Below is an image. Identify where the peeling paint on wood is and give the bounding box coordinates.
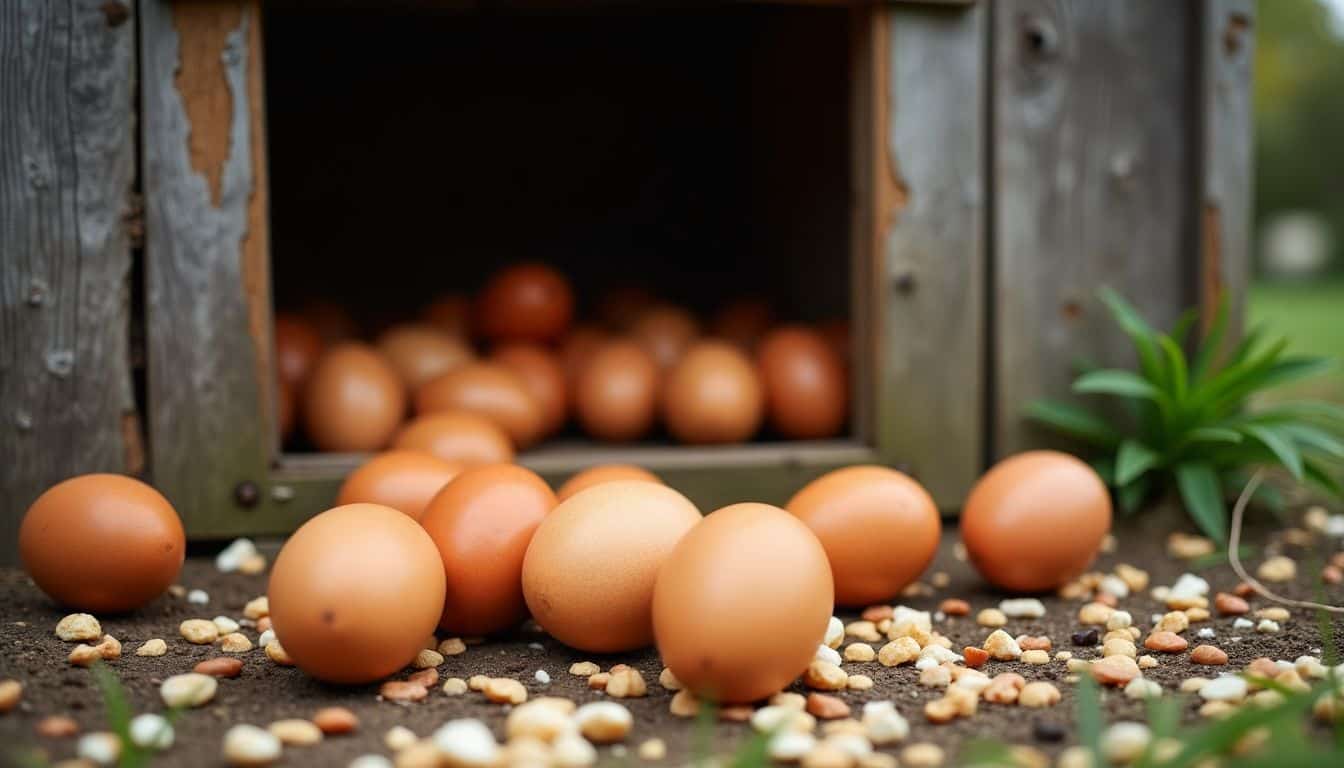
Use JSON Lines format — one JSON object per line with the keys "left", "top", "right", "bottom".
{"left": 0, "top": 0, "right": 138, "bottom": 564}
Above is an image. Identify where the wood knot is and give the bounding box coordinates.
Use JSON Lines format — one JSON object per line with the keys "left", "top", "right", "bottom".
{"left": 100, "top": 1, "right": 130, "bottom": 27}
{"left": 45, "top": 350, "right": 73, "bottom": 378}
{"left": 1224, "top": 12, "right": 1251, "bottom": 55}
{"left": 233, "top": 481, "right": 260, "bottom": 508}
{"left": 1021, "top": 14, "right": 1059, "bottom": 58}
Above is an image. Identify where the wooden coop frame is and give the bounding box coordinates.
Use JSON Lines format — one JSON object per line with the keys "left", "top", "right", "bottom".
{"left": 0, "top": 0, "right": 1254, "bottom": 564}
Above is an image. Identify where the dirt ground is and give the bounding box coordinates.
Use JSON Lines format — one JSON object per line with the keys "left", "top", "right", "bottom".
{"left": 2, "top": 506, "right": 1342, "bottom": 767}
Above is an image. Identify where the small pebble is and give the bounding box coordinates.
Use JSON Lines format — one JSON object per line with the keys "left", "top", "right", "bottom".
{"left": 1033, "top": 721, "right": 1066, "bottom": 742}
{"left": 1018, "top": 682, "right": 1061, "bottom": 708}
{"left": 269, "top": 719, "right": 322, "bottom": 746}
{"left": 77, "top": 731, "right": 122, "bottom": 764}
{"left": 976, "top": 608, "right": 1007, "bottom": 627}
{"left": 570, "top": 661, "right": 600, "bottom": 676}
{"left": 638, "top": 738, "right": 667, "bottom": 761}
{"left": 575, "top": 701, "right": 633, "bottom": 743}
{"left": 195, "top": 657, "right": 244, "bottom": 678}
{"left": 313, "top": 707, "right": 358, "bottom": 735}
{"left": 380, "top": 681, "right": 428, "bottom": 703}
{"left": 1191, "top": 645, "right": 1229, "bottom": 665}
{"left": 824, "top": 617, "right": 845, "bottom": 649}
{"left": 161, "top": 673, "right": 218, "bottom": 708}
{"left": 129, "top": 714, "right": 174, "bottom": 750}
{"left": 1071, "top": 629, "right": 1099, "bottom": 646}
{"left": 1257, "top": 556, "right": 1296, "bottom": 583}
{"left": 535, "top": 669, "right": 551, "bottom": 685}
{"left": 999, "top": 598, "right": 1046, "bottom": 618}
{"left": 222, "top": 724, "right": 281, "bottom": 766}
{"left": 1102, "top": 722, "right": 1151, "bottom": 764}
{"left": 179, "top": 619, "right": 219, "bottom": 645}
{"left": 815, "top": 644, "right": 843, "bottom": 666}
{"left": 1256, "top": 619, "right": 1282, "bottom": 633}
{"left": 135, "top": 638, "right": 167, "bottom": 657}
{"left": 36, "top": 715, "right": 80, "bottom": 738}
{"left": 442, "top": 678, "right": 468, "bottom": 696}
{"left": 55, "top": 614, "right": 101, "bottom": 642}
{"left": 187, "top": 589, "right": 209, "bottom": 605}
{"left": 901, "top": 743, "right": 945, "bottom": 767}
{"left": 1199, "top": 676, "right": 1248, "bottom": 701}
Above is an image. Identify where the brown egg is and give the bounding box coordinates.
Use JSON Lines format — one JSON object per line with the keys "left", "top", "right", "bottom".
{"left": 653, "top": 503, "right": 832, "bottom": 704}
{"left": 574, "top": 340, "right": 660, "bottom": 442}
{"left": 961, "top": 451, "right": 1112, "bottom": 593}
{"left": 420, "top": 465, "right": 556, "bottom": 636}
{"left": 662, "top": 341, "right": 763, "bottom": 444}
{"left": 303, "top": 343, "right": 406, "bottom": 452}
{"left": 421, "top": 294, "right": 473, "bottom": 338}
{"left": 269, "top": 504, "right": 445, "bottom": 683}
{"left": 392, "top": 411, "right": 515, "bottom": 465}
{"left": 19, "top": 474, "right": 185, "bottom": 612}
{"left": 630, "top": 305, "right": 699, "bottom": 369}
{"left": 376, "top": 324, "right": 474, "bottom": 392}
{"left": 786, "top": 466, "right": 940, "bottom": 606}
{"left": 276, "top": 378, "right": 296, "bottom": 441}
{"left": 335, "top": 450, "right": 463, "bottom": 520}
{"left": 711, "top": 297, "right": 775, "bottom": 351}
{"left": 415, "top": 362, "right": 544, "bottom": 449}
{"left": 274, "top": 313, "right": 324, "bottom": 390}
{"left": 597, "top": 286, "right": 657, "bottom": 330}
{"left": 756, "top": 326, "right": 848, "bottom": 439}
{"left": 556, "top": 464, "right": 662, "bottom": 502}
{"left": 560, "top": 325, "right": 609, "bottom": 391}
{"left": 523, "top": 482, "right": 701, "bottom": 652}
{"left": 475, "top": 263, "right": 574, "bottom": 343}
{"left": 818, "top": 319, "right": 850, "bottom": 362}
{"left": 491, "top": 343, "right": 567, "bottom": 438}
{"left": 301, "top": 299, "right": 359, "bottom": 343}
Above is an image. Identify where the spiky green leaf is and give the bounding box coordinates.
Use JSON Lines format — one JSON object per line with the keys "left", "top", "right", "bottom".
{"left": 1157, "top": 334, "right": 1189, "bottom": 402}
{"left": 1115, "top": 440, "right": 1160, "bottom": 485}
{"left": 1242, "top": 424, "right": 1305, "bottom": 481}
{"left": 1175, "top": 462, "right": 1227, "bottom": 543}
{"left": 1191, "top": 298, "right": 1229, "bottom": 383}
{"left": 1073, "top": 370, "right": 1165, "bottom": 401}
{"left": 1024, "top": 400, "right": 1121, "bottom": 446}
{"left": 1098, "top": 287, "right": 1166, "bottom": 387}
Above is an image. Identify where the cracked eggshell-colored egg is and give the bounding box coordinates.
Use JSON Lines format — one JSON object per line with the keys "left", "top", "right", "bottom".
{"left": 335, "top": 450, "right": 463, "bottom": 521}
{"left": 757, "top": 326, "right": 848, "bottom": 440}
{"left": 419, "top": 464, "right": 556, "bottom": 636}
{"left": 786, "top": 466, "right": 939, "bottom": 606}
{"left": 393, "top": 410, "right": 515, "bottom": 466}
{"left": 20, "top": 474, "right": 185, "bottom": 612}
{"left": 376, "top": 324, "right": 474, "bottom": 392}
{"left": 653, "top": 503, "right": 833, "bottom": 704}
{"left": 556, "top": 464, "right": 661, "bottom": 502}
{"left": 662, "top": 341, "right": 763, "bottom": 444}
{"left": 491, "top": 343, "right": 567, "bottom": 438}
{"left": 415, "top": 362, "right": 544, "bottom": 449}
{"left": 574, "top": 340, "right": 660, "bottom": 442}
{"left": 475, "top": 263, "right": 574, "bottom": 343}
{"left": 269, "top": 503, "right": 446, "bottom": 684}
{"left": 960, "top": 450, "right": 1112, "bottom": 593}
{"left": 303, "top": 343, "right": 406, "bottom": 452}
{"left": 522, "top": 481, "right": 701, "bottom": 652}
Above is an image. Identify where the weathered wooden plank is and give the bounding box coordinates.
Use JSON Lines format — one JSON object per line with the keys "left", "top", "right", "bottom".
{"left": 141, "top": 0, "right": 278, "bottom": 536}
{"left": 0, "top": 0, "right": 138, "bottom": 565}
{"left": 863, "top": 2, "right": 986, "bottom": 507}
{"left": 1197, "top": 0, "right": 1253, "bottom": 335}
{"left": 992, "top": 0, "right": 1196, "bottom": 457}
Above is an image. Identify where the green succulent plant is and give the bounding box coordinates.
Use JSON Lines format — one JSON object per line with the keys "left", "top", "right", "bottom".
{"left": 1026, "top": 287, "right": 1344, "bottom": 544}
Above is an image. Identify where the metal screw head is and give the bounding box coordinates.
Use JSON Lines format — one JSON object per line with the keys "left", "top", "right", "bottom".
{"left": 234, "top": 481, "right": 260, "bottom": 508}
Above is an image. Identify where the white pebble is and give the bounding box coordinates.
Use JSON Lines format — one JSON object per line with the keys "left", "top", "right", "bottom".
{"left": 999, "top": 598, "right": 1046, "bottom": 618}
{"left": 77, "top": 732, "right": 122, "bottom": 764}
{"left": 933, "top": 611, "right": 946, "bottom": 622}
{"left": 824, "top": 617, "right": 845, "bottom": 649}
{"left": 527, "top": 642, "right": 545, "bottom": 650}
{"left": 161, "top": 673, "right": 218, "bottom": 708}
{"left": 187, "top": 589, "right": 210, "bottom": 605}
{"left": 433, "top": 719, "right": 500, "bottom": 768}
{"left": 1257, "top": 619, "right": 1281, "bottom": 633}
{"left": 1197, "top": 628, "right": 1215, "bottom": 639}
{"left": 1326, "top": 516, "right": 1344, "bottom": 537}
{"left": 1100, "top": 576, "right": 1130, "bottom": 599}
{"left": 223, "top": 724, "right": 281, "bottom": 766}
{"left": 1199, "top": 676, "right": 1248, "bottom": 701}
{"left": 861, "top": 701, "right": 909, "bottom": 745}
{"left": 815, "top": 644, "right": 843, "bottom": 666}
{"left": 1233, "top": 618, "right": 1254, "bottom": 630}
{"left": 129, "top": 714, "right": 174, "bottom": 750}
{"left": 258, "top": 628, "right": 276, "bottom": 647}
{"left": 348, "top": 757, "right": 394, "bottom": 768}
{"left": 535, "top": 669, "right": 551, "bottom": 685}
{"left": 891, "top": 606, "right": 932, "bottom": 631}
{"left": 1169, "top": 573, "right": 1210, "bottom": 599}
{"left": 919, "top": 645, "right": 961, "bottom": 664}
{"left": 1102, "top": 722, "right": 1151, "bottom": 764}
{"left": 1123, "top": 678, "right": 1162, "bottom": 699}
{"left": 1106, "top": 611, "right": 1133, "bottom": 631}
{"left": 213, "top": 616, "right": 241, "bottom": 634}
{"left": 552, "top": 733, "right": 597, "bottom": 767}
{"left": 768, "top": 732, "right": 816, "bottom": 762}
{"left": 825, "top": 733, "right": 873, "bottom": 759}
{"left": 215, "top": 538, "right": 258, "bottom": 572}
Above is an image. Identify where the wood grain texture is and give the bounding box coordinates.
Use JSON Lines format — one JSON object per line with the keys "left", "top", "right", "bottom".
{"left": 992, "top": 0, "right": 1197, "bottom": 457}
{"left": 865, "top": 2, "right": 986, "bottom": 506}
{"left": 141, "top": 0, "right": 277, "bottom": 537}
{"left": 0, "top": 0, "right": 137, "bottom": 565}
{"left": 1198, "top": 0, "right": 1253, "bottom": 335}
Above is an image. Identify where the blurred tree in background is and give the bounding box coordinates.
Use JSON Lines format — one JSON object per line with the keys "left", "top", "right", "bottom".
{"left": 1254, "top": 0, "right": 1344, "bottom": 276}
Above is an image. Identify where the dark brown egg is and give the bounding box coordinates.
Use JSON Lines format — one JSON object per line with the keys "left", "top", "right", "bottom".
{"left": 304, "top": 343, "right": 406, "bottom": 452}
{"left": 630, "top": 305, "right": 699, "bottom": 369}
{"left": 711, "top": 298, "right": 775, "bottom": 351}
{"left": 301, "top": 300, "right": 359, "bottom": 343}
{"left": 597, "top": 286, "right": 657, "bottom": 330}
{"left": 336, "top": 450, "right": 463, "bottom": 520}
{"left": 560, "top": 325, "right": 610, "bottom": 395}
{"left": 663, "top": 341, "right": 763, "bottom": 444}
{"left": 274, "top": 313, "right": 324, "bottom": 391}
{"left": 574, "top": 340, "right": 660, "bottom": 442}
{"left": 20, "top": 474, "right": 185, "bottom": 612}
{"left": 276, "top": 379, "right": 296, "bottom": 441}
{"left": 415, "top": 362, "right": 544, "bottom": 449}
{"left": 556, "top": 464, "right": 662, "bottom": 501}
{"left": 961, "top": 451, "right": 1112, "bottom": 592}
{"left": 376, "top": 324, "right": 474, "bottom": 392}
{"left": 756, "top": 326, "right": 848, "bottom": 439}
{"left": 491, "top": 343, "right": 567, "bottom": 438}
{"left": 818, "top": 319, "right": 851, "bottom": 363}
{"left": 421, "top": 294, "right": 473, "bottom": 338}
{"left": 393, "top": 411, "right": 515, "bottom": 465}
{"left": 475, "top": 264, "right": 574, "bottom": 343}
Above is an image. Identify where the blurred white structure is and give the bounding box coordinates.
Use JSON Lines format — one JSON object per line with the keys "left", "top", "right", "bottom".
{"left": 1259, "top": 211, "right": 1333, "bottom": 278}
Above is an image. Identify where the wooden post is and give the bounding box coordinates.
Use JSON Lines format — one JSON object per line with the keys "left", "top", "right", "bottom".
{"left": 990, "top": 0, "right": 1203, "bottom": 459}
{"left": 0, "top": 0, "right": 139, "bottom": 565}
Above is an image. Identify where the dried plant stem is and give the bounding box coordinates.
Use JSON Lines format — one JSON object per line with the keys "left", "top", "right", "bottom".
{"left": 1228, "top": 470, "right": 1344, "bottom": 613}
